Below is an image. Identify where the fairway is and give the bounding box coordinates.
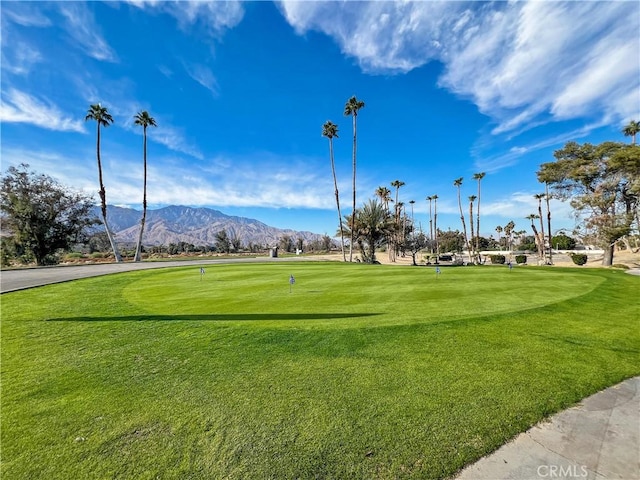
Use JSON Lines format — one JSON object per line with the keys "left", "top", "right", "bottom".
{"left": 2, "top": 262, "right": 639, "bottom": 479}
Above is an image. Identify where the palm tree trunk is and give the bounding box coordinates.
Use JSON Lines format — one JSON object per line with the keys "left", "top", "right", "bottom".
{"left": 457, "top": 188, "right": 471, "bottom": 263}
{"left": 135, "top": 126, "right": 148, "bottom": 262}
{"left": 545, "top": 184, "right": 553, "bottom": 264}
{"left": 537, "top": 201, "right": 547, "bottom": 263}
{"left": 329, "top": 138, "right": 346, "bottom": 261}
{"left": 476, "top": 181, "right": 481, "bottom": 262}
{"left": 469, "top": 200, "right": 475, "bottom": 263}
{"left": 434, "top": 200, "right": 438, "bottom": 263}
{"left": 97, "top": 122, "right": 122, "bottom": 262}
{"left": 350, "top": 114, "right": 357, "bottom": 262}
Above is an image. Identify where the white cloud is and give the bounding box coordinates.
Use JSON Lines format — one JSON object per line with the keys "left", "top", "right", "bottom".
{"left": 125, "top": 0, "right": 245, "bottom": 36}
{"left": 57, "top": 3, "right": 118, "bottom": 62}
{"left": 1, "top": 3, "right": 52, "bottom": 27}
{"left": 278, "top": 1, "right": 640, "bottom": 134}
{"left": 0, "top": 89, "right": 85, "bottom": 133}
{"left": 184, "top": 63, "right": 219, "bottom": 96}
{"left": 1, "top": 40, "right": 42, "bottom": 76}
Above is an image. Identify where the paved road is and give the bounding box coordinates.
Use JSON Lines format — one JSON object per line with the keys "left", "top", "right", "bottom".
{"left": 0, "top": 257, "right": 320, "bottom": 293}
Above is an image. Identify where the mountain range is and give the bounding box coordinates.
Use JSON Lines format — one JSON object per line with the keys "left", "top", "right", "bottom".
{"left": 99, "top": 205, "right": 327, "bottom": 247}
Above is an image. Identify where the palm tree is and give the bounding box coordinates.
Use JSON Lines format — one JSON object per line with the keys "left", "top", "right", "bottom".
{"left": 344, "top": 95, "right": 365, "bottom": 262}
{"left": 85, "top": 103, "right": 122, "bottom": 262}
{"left": 534, "top": 193, "right": 547, "bottom": 263}
{"left": 323, "top": 120, "right": 346, "bottom": 262}
{"left": 504, "top": 221, "right": 515, "bottom": 252}
{"left": 133, "top": 111, "right": 157, "bottom": 262}
{"left": 544, "top": 183, "right": 553, "bottom": 264}
{"left": 426, "top": 196, "right": 434, "bottom": 248}
{"left": 622, "top": 120, "right": 640, "bottom": 144}
{"left": 375, "top": 186, "right": 392, "bottom": 212}
{"left": 352, "top": 199, "right": 393, "bottom": 263}
{"left": 409, "top": 200, "right": 416, "bottom": 237}
{"left": 495, "top": 225, "right": 503, "bottom": 249}
{"left": 473, "top": 172, "right": 485, "bottom": 261}
{"left": 390, "top": 180, "right": 405, "bottom": 261}
{"left": 433, "top": 194, "right": 439, "bottom": 260}
{"left": 468, "top": 195, "right": 477, "bottom": 263}
{"left": 526, "top": 214, "right": 543, "bottom": 260}
{"left": 454, "top": 177, "right": 472, "bottom": 263}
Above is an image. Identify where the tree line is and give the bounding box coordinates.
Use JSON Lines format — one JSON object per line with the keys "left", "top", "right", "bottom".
{"left": 323, "top": 105, "right": 639, "bottom": 266}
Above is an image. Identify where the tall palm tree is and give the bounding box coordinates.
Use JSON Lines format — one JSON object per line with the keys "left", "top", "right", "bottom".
{"left": 390, "top": 180, "right": 405, "bottom": 261}
{"left": 85, "top": 103, "right": 122, "bottom": 262}
{"left": 468, "top": 195, "right": 477, "bottom": 263}
{"left": 544, "top": 183, "right": 553, "bottom": 264}
{"left": 454, "top": 177, "right": 472, "bottom": 263}
{"left": 323, "top": 120, "right": 346, "bottom": 262}
{"left": 495, "top": 225, "right": 503, "bottom": 249}
{"left": 473, "top": 172, "right": 485, "bottom": 261}
{"left": 409, "top": 200, "right": 416, "bottom": 237}
{"left": 426, "top": 196, "right": 434, "bottom": 248}
{"left": 344, "top": 95, "right": 365, "bottom": 262}
{"left": 433, "top": 194, "right": 439, "bottom": 260}
{"left": 133, "top": 111, "right": 157, "bottom": 262}
{"left": 534, "top": 193, "right": 547, "bottom": 263}
{"left": 622, "top": 120, "right": 640, "bottom": 144}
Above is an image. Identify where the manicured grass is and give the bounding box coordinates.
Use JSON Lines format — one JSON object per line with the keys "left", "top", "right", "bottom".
{"left": 1, "top": 263, "right": 639, "bottom": 479}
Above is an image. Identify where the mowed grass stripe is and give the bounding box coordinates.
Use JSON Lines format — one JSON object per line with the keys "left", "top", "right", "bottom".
{"left": 1, "top": 263, "right": 638, "bottom": 479}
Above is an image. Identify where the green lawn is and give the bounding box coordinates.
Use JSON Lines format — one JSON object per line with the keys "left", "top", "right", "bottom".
{"left": 2, "top": 263, "right": 639, "bottom": 479}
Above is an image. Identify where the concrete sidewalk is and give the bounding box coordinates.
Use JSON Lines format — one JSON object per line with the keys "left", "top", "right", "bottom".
{"left": 456, "top": 376, "right": 639, "bottom": 480}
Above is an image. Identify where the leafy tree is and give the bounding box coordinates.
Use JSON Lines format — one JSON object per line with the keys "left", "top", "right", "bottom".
{"left": 437, "top": 229, "right": 465, "bottom": 254}
{"left": 279, "top": 235, "right": 294, "bottom": 253}
{"left": 403, "top": 231, "right": 428, "bottom": 266}
{"left": 0, "top": 164, "right": 97, "bottom": 265}
{"left": 215, "top": 230, "right": 231, "bottom": 253}
{"left": 344, "top": 95, "right": 365, "bottom": 262}
{"left": 231, "top": 235, "right": 242, "bottom": 252}
{"left": 551, "top": 233, "right": 577, "bottom": 250}
{"left": 322, "top": 120, "right": 346, "bottom": 261}
{"left": 85, "top": 103, "right": 122, "bottom": 262}
{"left": 133, "top": 110, "right": 157, "bottom": 262}
{"left": 538, "top": 141, "right": 640, "bottom": 265}
{"left": 622, "top": 119, "right": 640, "bottom": 145}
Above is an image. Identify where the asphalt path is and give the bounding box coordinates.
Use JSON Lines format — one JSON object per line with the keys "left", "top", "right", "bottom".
{"left": 0, "top": 256, "right": 321, "bottom": 293}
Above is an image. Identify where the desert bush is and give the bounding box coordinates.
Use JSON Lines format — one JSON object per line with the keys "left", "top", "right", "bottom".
{"left": 64, "top": 252, "right": 84, "bottom": 260}
{"left": 570, "top": 253, "right": 588, "bottom": 266}
{"left": 490, "top": 254, "right": 506, "bottom": 264}
{"left": 515, "top": 254, "right": 527, "bottom": 264}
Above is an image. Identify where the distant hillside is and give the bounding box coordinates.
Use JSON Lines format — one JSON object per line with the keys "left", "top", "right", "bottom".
{"left": 95, "top": 205, "right": 326, "bottom": 247}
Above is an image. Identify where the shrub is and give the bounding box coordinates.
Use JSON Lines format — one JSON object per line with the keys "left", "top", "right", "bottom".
{"left": 439, "top": 255, "right": 453, "bottom": 262}
{"left": 570, "top": 253, "right": 588, "bottom": 266}
{"left": 64, "top": 252, "right": 84, "bottom": 260}
{"left": 612, "top": 263, "right": 630, "bottom": 270}
{"left": 490, "top": 254, "right": 506, "bottom": 264}
{"left": 515, "top": 254, "right": 527, "bottom": 264}
{"left": 90, "top": 252, "right": 107, "bottom": 259}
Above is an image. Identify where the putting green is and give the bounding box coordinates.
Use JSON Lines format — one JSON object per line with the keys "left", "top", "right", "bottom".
{"left": 108, "top": 262, "right": 604, "bottom": 327}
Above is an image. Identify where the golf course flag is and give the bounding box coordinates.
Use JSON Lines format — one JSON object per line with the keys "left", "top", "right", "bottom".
{"left": 289, "top": 274, "right": 295, "bottom": 293}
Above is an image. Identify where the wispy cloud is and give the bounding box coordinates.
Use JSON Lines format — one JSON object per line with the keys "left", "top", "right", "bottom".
{"left": 278, "top": 1, "right": 640, "bottom": 135}
{"left": 1, "top": 40, "right": 42, "bottom": 76}
{"left": 483, "top": 192, "right": 574, "bottom": 227}
{"left": 0, "top": 88, "right": 85, "bottom": 133}
{"left": 184, "top": 63, "right": 219, "bottom": 96}
{"left": 125, "top": 0, "right": 245, "bottom": 36}
{"left": 1, "top": 3, "right": 52, "bottom": 27}
{"left": 57, "top": 3, "right": 118, "bottom": 62}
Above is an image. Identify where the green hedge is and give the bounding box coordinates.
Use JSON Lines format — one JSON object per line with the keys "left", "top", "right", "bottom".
{"left": 490, "top": 254, "right": 506, "bottom": 264}
{"left": 570, "top": 253, "right": 588, "bottom": 266}
{"left": 515, "top": 254, "right": 527, "bottom": 264}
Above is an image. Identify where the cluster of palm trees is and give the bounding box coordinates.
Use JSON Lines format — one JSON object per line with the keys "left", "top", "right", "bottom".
{"left": 451, "top": 174, "right": 486, "bottom": 264}
{"left": 85, "top": 103, "right": 156, "bottom": 263}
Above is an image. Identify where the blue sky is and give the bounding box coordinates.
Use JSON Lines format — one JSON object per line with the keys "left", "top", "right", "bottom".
{"left": 1, "top": 1, "right": 639, "bottom": 238}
